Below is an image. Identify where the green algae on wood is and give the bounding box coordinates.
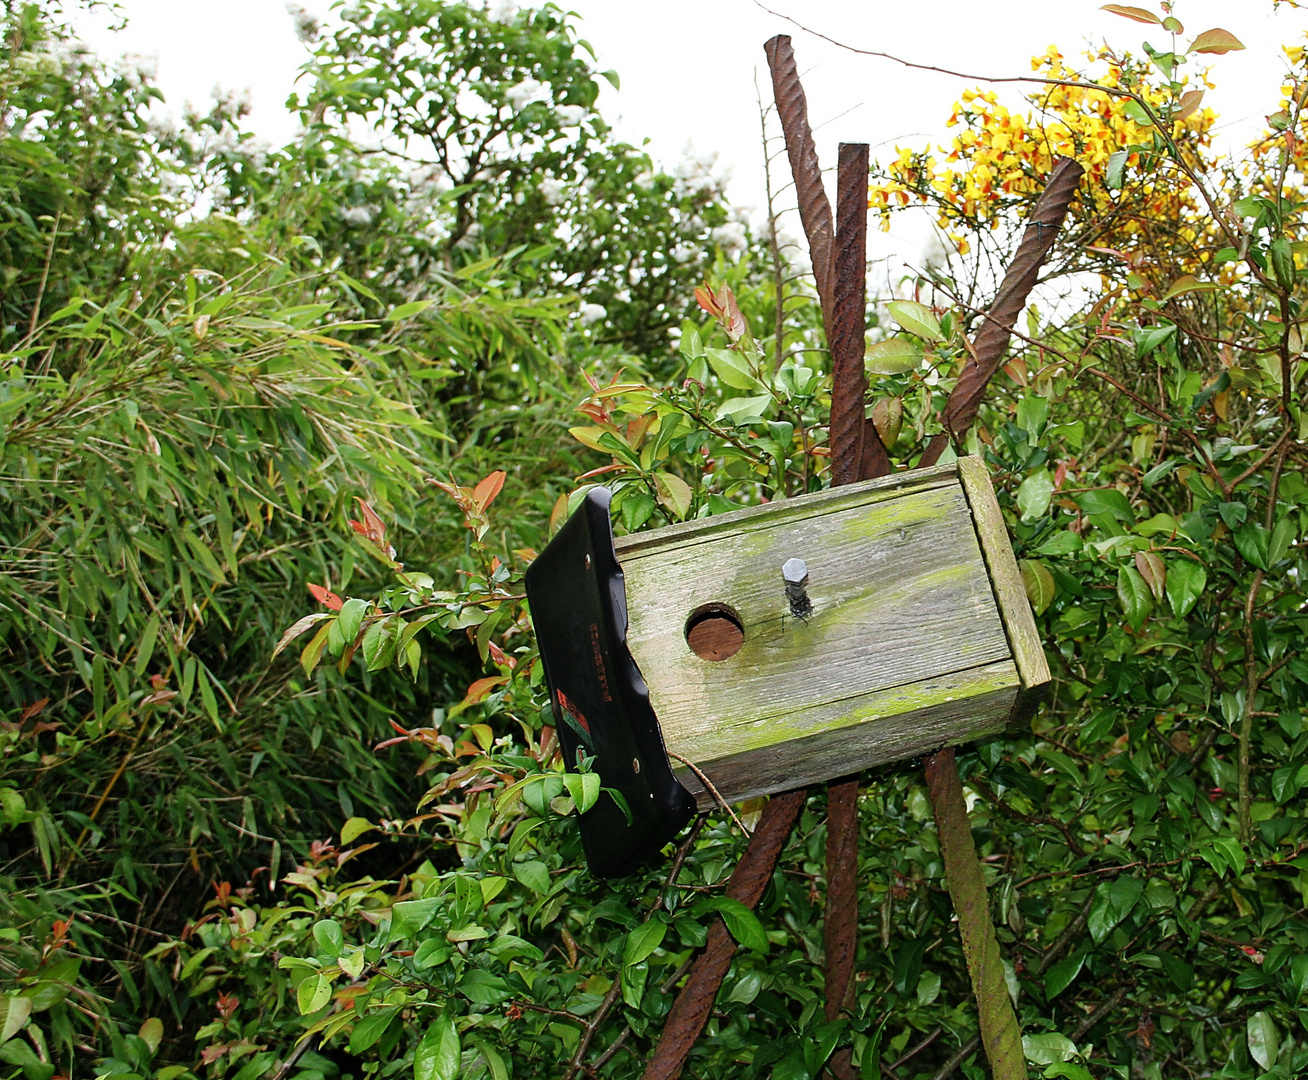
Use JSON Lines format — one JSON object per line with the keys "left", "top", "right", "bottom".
{"left": 614, "top": 459, "right": 1049, "bottom": 810}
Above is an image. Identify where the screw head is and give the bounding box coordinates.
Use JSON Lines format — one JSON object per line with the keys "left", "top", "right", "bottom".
{"left": 781, "top": 557, "right": 809, "bottom": 587}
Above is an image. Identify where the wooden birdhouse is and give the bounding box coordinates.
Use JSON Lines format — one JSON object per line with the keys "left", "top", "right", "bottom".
{"left": 525, "top": 457, "right": 1049, "bottom": 877}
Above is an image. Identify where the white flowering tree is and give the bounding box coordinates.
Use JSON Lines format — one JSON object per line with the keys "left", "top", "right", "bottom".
{"left": 283, "top": 0, "right": 753, "bottom": 358}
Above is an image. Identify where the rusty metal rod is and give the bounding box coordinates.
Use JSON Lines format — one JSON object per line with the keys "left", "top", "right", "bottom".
{"left": 764, "top": 34, "right": 835, "bottom": 314}
{"left": 829, "top": 142, "right": 872, "bottom": 487}
{"left": 920, "top": 156, "right": 1084, "bottom": 467}
{"left": 641, "top": 789, "right": 807, "bottom": 1080}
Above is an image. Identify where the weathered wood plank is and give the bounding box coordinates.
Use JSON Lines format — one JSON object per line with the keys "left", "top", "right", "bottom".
{"left": 669, "top": 662, "right": 1018, "bottom": 807}
{"left": 956, "top": 456, "right": 1051, "bottom": 693}
{"left": 614, "top": 462, "right": 960, "bottom": 559}
{"left": 619, "top": 473, "right": 1016, "bottom": 796}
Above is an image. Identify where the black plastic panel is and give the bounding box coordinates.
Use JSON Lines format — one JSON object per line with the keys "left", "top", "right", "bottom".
{"left": 524, "top": 488, "right": 696, "bottom": 877}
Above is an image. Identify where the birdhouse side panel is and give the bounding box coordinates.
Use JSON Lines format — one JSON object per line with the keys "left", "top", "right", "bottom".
{"left": 670, "top": 659, "right": 1019, "bottom": 808}
{"left": 618, "top": 477, "right": 1011, "bottom": 756}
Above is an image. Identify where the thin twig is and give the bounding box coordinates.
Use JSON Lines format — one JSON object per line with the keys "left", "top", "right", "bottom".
{"left": 668, "top": 753, "right": 752, "bottom": 836}
{"left": 930, "top": 1035, "right": 980, "bottom": 1080}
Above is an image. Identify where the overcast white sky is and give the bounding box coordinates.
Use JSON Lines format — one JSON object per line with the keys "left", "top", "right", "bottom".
{"left": 72, "top": 0, "right": 1308, "bottom": 273}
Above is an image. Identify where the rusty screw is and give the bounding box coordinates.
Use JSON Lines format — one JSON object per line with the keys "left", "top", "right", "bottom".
{"left": 782, "top": 558, "right": 812, "bottom": 620}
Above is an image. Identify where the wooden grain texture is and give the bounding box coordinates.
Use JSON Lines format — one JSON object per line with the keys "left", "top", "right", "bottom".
{"left": 614, "top": 463, "right": 960, "bottom": 559}
{"left": 616, "top": 465, "right": 1021, "bottom": 806}
{"left": 671, "top": 666, "right": 1018, "bottom": 808}
{"left": 956, "top": 456, "right": 1051, "bottom": 692}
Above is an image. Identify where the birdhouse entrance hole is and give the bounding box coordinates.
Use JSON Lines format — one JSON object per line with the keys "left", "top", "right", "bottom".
{"left": 684, "top": 604, "right": 744, "bottom": 662}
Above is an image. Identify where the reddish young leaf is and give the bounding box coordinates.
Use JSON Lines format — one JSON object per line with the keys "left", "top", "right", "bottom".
{"left": 307, "top": 583, "right": 344, "bottom": 611}
{"left": 462, "top": 675, "right": 507, "bottom": 705}
{"left": 471, "top": 470, "right": 506, "bottom": 512}
{"left": 1190, "top": 28, "right": 1245, "bottom": 54}
{"left": 349, "top": 497, "right": 388, "bottom": 546}
{"left": 1175, "top": 89, "right": 1205, "bottom": 121}
{"left": 1135, "top": 550, "right": 1168, "bottom": 602}
{"left": 428, "top": 476, "right": 474, "bottom": 514}
{"left": 19, "top": 698, "right": 49, "bottom": 722}
{"left": 549, "top": 492, "right": 569, "bottom": 535}
{"left": 1101, "top": 4, "right": 1162, "bottom": 25}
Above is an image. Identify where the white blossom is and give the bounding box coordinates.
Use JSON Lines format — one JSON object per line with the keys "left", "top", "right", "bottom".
{"left": 340, "top": 205, "right": 377, "bottom": 227}
{"left": 488, "top": 0, "right": 519, "bottom": 22}
{"left": 671, "top": 242, "right": 699, "bottom": 265}
{"left": 578, "top": 303, "right": 607, "bottom": 326}
{"left": 711, "top": 221, "right": 748, "bottom": 258}
{"left": 114, "top": 52, "right": 157, "bottom": 88}
{"left": 285, "top": 3, "right": 320, "bottom": 42}
{"left": 505, "top": 78, "right": 544, "bottom": 111}
{"left": 555, "top": 104, "right": 587, "bottom": 127}
{"left": 539, "top": 178, "right": 565, "bottom": 206}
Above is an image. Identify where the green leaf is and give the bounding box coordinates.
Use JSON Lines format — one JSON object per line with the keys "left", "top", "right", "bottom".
{"left": 273, "top": 613, "right": 333, "bottom": 659}
{"left": 729, "top": 970, "right": 764, "bottom": 1004}
{"left": 296, "top": 972, "right": 332, "bottom": 1015}
{"left": 1269, "top": 515, "right": 1297, "bottom": 564}
{"left": 1134, "top": 512, "right": 1178, "bottom": 537}
{"left": 1021, "top": 560, "right": 1056, "bottom": 615}
{"left": 886, "top": 301, "right": 942, "bottom": 342}
{"left": 349, "top": 1007, "right": 399, "bottom": 1053}
{"left": 1106, "top": 150, "right": 1129, "bottom": 190}
{"left": 1133, "top": 323, "right": 1176, "bottom": 358}
{"left": 415, "top": 1014, "right": 461, "bottom": 1080}
{"left": 299, "top": 620, "right": 333, "bottom": 675}
{"left": 1034, "top": 530, "right": 1081, "bottom": 555}
{"left": 313, "top": 919, "right": 344, "bottom": 956}
{"left": 654, "top": 471, "right": 693, "bottom": 519}
{"left": 1211, "top": 834, "right": 1246, "bottom": 878}
{"left": 470, "top": 1037, "right": 510, "bottom": 1080}
{"left": 133, "top": 611, "right": 160, "bottom": 676}
{"left": 1088, "top": 876, "right": 1143, "bottom": 943}
{"left": 1122, "top": 100, "right": 1154, "bottom": 126}
{"left": 1163, "top": 274, "right": 1221, "bottom": 300}
{"left": 621, "top": 960, "right": 648, "bottom": 1008}
{"left": 337, "top": 597, "right": 368, "bottom": 644}
{"left": 1160, "top": 951, "right": 1193, "bottom": 991}
{"left": 1022, "top": 1032, "right": 1078, "bottom": 1065}
{"left": 1017, "top": 470, "right": 1054, "bottom": 522}
{"left": 563, "top": 771, "right": 601, "bottom": 813}
{"left": 1234, "top": 523, "right": 1271, "bottom": 570}
{"left": 341, "top": 816, "right": 374, "bottom": 845}
{"left": 704, "top": 347, "right": 767, "bottom": 392}
{"left": 1247, "top": 1011, "right": 1278, "bottom": 1070}
{"left": 1166, "top": 558, "right": 1206, "bottom": 617}
{"left": 1043, "top": 953, "right": 1085, "bottom": 999}
{"left": 388, "top": 898, "right": 442, "bottom": 941}
{"left": 386, "top": 299, "right": 435, "bottom": 321}
{"left": 1116, "top": 566, "right": 1153, "bottom": 631}
{"left": 513, "top": 860, "right": 551, "bottom": 894}
{"left": 715, "top": 394, "right": 773, "bottom": 423}
{"left": 137, "top": 1016, "right": 164, "bottom": 1055}
{"left": 1076, "top": 488, "right": 1134, "bottom": 521}
{"left": 0, "top": 995, "right": 32, "bottom": 1043}
{"left": 1043, "top": 1065, "right": 1092, "bottom": 1080}
{"left": 459, "top": 970, "right": 512, "bottom": 1004}
{"left": 623, "top": 919, "right": 667, "bottom": 967}
{"left": 694, "top": 897, "right": 768, "bottom": 953}
{"left": 864, "top": 337, "right": 921, "bottom": 375}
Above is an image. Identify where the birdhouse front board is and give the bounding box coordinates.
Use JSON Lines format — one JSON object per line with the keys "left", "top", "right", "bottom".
{"left": 613, "top": 457, "right": 1047, "bottom": 808}
{"left": 524, "top": 457, "right": 1048, "bottom": 876}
